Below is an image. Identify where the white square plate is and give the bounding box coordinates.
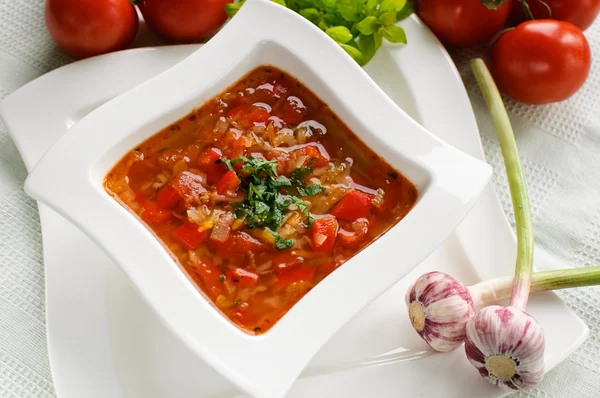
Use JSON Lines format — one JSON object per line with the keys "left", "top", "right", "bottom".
{"left": 19, "top": 1, "right": 491, "bottom": 397}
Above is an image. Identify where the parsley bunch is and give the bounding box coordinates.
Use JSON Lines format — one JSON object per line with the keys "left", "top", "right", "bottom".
{"left": 225, "top": 0, "right": 413, "bottom": 65}
{"left": 221, "top": 156, "right": 325, "bottom": 249}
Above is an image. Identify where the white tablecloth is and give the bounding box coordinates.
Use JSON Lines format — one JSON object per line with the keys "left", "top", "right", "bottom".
{"left": 0, "top": 1, "right": 599, "bottom": 397}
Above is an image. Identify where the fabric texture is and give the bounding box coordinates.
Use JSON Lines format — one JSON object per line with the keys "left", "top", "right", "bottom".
{"left": 0, "top": 1, "right": 598, "bottom": 396}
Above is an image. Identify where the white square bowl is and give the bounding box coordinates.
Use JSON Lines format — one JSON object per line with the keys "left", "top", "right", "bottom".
{"left": 23, "top": 1, "right": 492, "bottom": 397}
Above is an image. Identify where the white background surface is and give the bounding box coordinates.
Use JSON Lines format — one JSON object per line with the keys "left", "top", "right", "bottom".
{"left": 0, "top": 1, "right": 599, "bottom": 397}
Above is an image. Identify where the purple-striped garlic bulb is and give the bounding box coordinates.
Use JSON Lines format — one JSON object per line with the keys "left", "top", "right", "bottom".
{"left": 405, "top": 271, "right": 476, "bottom": 352}
{"left": 464, "top": 305, "right": 545, "bottom": 390}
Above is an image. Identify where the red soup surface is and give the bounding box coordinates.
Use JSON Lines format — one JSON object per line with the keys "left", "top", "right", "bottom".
{"left": 104, "top": 65, "right": 417, "bottom": 334}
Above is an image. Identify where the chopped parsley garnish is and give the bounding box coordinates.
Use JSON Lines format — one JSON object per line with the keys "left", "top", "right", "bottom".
{"left": 221, "top": 155, "right": 326, "bottom": 248}
{"left": 219, "top": 274, "right": 225, "bottom": 283}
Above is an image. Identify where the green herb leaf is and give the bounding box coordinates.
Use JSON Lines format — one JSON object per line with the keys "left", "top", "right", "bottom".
{"left": 293, "top": 197, "right": 314, "bottom": 227}
{"left": 297, "top": 184, "right": 326, "bottom": 197}
{"left": 365, "top": 0, "right": 378, "bottom": 11}
{"left": 219, "top": 274, "right": 226, "bottom": 283}
{"left": 358, "top": 34, "right": 376, "bottom": 64}
{"left": 378, "top": 11, "right": 397, "bottom": 26}
{"left": 355, "top": 16, "right": 378, "bottom": 36}
{"left": 382, "top": 25, "right": 407, "bottom": 43}
{"left": 326, "top": 26, "right": 353, "bottom": 43}
{"left": 373, "top": 31, "right": 383, "bottom": 50}
{"left": 299, "top": 8, "right": 320, "bottom": 22}
{"left": 338, "top": 0, "right": 361, "bottom": 21}
{"left": 339, "top": 43, "right": 365, "bottom": 65}
{"left": 380, "top": 0, "right": 407, "bottom": 13}
{"left": 396, "top": 1, "right": 414, "bottom": 21}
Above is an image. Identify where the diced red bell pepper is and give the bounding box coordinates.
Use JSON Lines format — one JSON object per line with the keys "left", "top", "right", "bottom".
{"left": 192, "top": 257, "right": 224, "bottom": 299}
{"left": 311, "top": 216, "right": 338, "bottom": 252}
{"left": 198, "top": 147, "right": 222, "bottom": 167}
{"left": 331, "top": 191, "right": 373, "bottom": 222}
{"left": 226, "top": 268, "right": 259, "bottom": 288}
{"left": 156, "top": 185, "right": 182, "bottom": 209}
{"left": 272, "top": 253, "right": 304, "bottom": 274}
{"left": 273, "top": 267, "right": 316, "bottom": 293}
{"left": 141, "top": 200, "right": 172, "bottom": 224}
{"left": 216, "top": 170, "right": 241, "bottom": 196}
{"left": 172, "top": 221, "right": 209, "bottom": 250}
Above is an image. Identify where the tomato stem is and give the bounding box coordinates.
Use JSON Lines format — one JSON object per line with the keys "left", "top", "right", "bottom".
{"left": 481, "top": 0, "right": 510, "bottom": 10}
{"left": 470, "top": 59, "right": 534, "bottom": 311}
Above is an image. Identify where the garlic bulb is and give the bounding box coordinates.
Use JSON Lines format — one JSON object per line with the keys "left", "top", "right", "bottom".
{"left": 464, "top": 305, "right": 545, "bottom": 391}
{"left": 405, "top": 271, "right": 475, "bottom": 352}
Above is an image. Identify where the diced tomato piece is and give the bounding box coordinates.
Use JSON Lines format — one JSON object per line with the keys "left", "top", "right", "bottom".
{"left": 141, "top": 200, "right": 172, "bottom": 224}
{"left": 191, "top": 257, "right": 224, "bottom": 298}
{"left": 311, "top": 216, "right": 338, "bottom": 252}
{"left": 331, "top": 191, "right": 372, "bottom": 222}
{"left": 272, "top": 253, "right": 304, "bottom": 274}
{"left": 127, "top": 159, "right": 160, "bottom": 195}
{"left": 172, "top": 221, "right": 209, "bottom": 250}
{"left": 226, "top": 268, "right": 259, "bottom": 288}
{"left": 210, "top": 232, "right": 269, "bottom": 257}
{"left": 243, "top": 107, "right": 271, "bottom": 124}
{"left": 273, "top": 267, "right": 316, "bottom": 293}
{"left": 338, "top": 219, "right": 369, "bottom": 249}
{"left": 206, "top": 162, "right": 228, "bottom": 185}
{"left": 198, "top": 148, "right": 222, "bottom": 167}
{"left": 227, "top": 104, "right": 251, "bottom": 120}
{"left": 228, "top": 104, "right": 271, "bottom": 126}
{"left": 291, "top": 144, "right": 330, "bottom": 168}
{"left": 172, "top": 171, "right": 206, "bottom": 199}
{"left": 277, "top": 96, "right": 307, "bottom": 125}
{"left": 216, "top": 170, "right": 241, "bottom": 196}
{"left": 156, "top": 185, "right": 182, "bottom": 209}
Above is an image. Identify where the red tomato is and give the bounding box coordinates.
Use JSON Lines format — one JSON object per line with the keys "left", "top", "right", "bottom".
{"left": 311, "top": 216, "right": 338, "bottom": 252}
{"left": 141, "top": 200, "right": 172, "bottom": 224}
{"left": 45, "top": 0, "right": 138, "bottom": 59}
{"left": 172, "top": 171, "right": 207, "bottom": 198}
{"left": 416, "top": 0, "right": 512, "bottom": 47}
{"left": 172, "top": 222, "right": 209, "bottom": 250}
{"left": 156, "top": 185, "right": 182, "bottom": 209}
{"left": 138, "top": 0, "right": 232, "bottom": 42}
{"left": 226, "top": 268, "right": 259, "bottom": 288}
{"left": 273, "top": 267, "right": 316, "bottom": 293}
{"left": 331, "top": 191, "right": 372, "bottom": 222}
{"left": 491, "top": 20, "right": 591, "bottom": 104}
{"left": 291, "top": 144, "right": 330, "bottom": 169}
{"left": 216, "top": 170, "right": 241, "bottom": 196}
{"left": 511, "top": 0, "right": 600, "bottom": 31}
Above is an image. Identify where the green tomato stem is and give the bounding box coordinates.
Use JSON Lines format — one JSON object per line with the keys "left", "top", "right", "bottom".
{"left": 470, "top": 59, "right": 534, "bottom": 311}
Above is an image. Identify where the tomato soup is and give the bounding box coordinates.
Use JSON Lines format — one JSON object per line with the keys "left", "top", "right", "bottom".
{"left": 104, "top": 66, "right": 417, "bottom": 334}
